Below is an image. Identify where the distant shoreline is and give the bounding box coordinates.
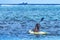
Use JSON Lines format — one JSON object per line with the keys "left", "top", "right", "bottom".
{"left": 0, "top": 4, "right": 60, "bottom": 5}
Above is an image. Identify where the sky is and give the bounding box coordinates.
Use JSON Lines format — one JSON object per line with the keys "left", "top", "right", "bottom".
{"left": 0, "top": 0, "right": 60, "bottom": 4}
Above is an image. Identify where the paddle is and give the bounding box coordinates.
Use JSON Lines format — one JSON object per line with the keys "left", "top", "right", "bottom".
{"left": 40, "top": 17, "right": 44, "bottom": 22}
{"left": 37, "top": 17, "right": 44, "bottom": 24}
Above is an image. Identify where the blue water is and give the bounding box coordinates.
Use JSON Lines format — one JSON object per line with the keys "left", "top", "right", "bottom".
{"left": 0, "top": 5, "right": 60, "bottom": 40}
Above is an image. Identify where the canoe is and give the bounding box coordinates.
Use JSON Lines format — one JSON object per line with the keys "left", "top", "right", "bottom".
{"left": 29, "top": 30, "right": 47, "bottom": 35}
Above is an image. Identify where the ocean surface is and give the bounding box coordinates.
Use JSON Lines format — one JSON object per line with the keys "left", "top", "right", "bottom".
{"left": 0, "top": 5, "right": 60, "bottom": 40}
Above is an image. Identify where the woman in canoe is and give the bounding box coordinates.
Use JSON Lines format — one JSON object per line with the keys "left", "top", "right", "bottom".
{"left": 28, "top": 17, "right": 44, "bottom": 36}
{"left": 33, "top": 17, "right": 44, "bottom": 32}
{"left": 33, "top": 23, "right": 40, "bottom": 32}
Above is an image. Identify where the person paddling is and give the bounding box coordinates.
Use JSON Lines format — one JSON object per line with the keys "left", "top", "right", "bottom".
{"left": 33, "top": 23, "right": 40, "bottom": 32}
{"left": 29, "top": 17, "right": 47, "bottom": 36}
{"left": 33, "top": 17, "right": 44, "bottom": 32}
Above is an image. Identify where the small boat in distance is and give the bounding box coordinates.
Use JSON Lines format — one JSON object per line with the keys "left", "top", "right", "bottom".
{"left": 18, "top": 2, "right": 28, "bottom": 5}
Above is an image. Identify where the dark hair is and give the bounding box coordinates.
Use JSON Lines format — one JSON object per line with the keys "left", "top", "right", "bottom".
{"left": 35, "top": 23, "right": 40, "bottom": 30}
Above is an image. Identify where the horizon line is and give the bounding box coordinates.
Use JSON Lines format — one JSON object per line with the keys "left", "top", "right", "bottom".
{"left": 0, "top": 4, "right": 60, "bottom": 5}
